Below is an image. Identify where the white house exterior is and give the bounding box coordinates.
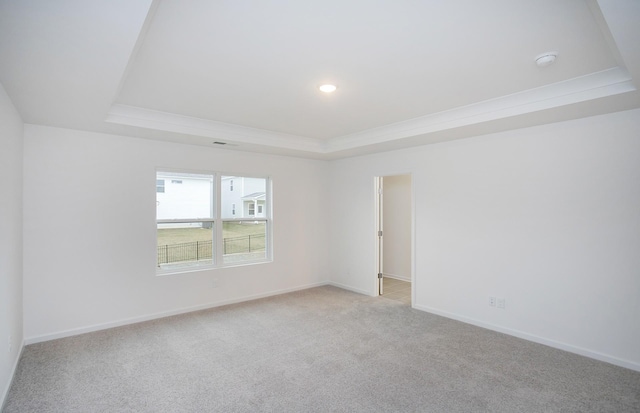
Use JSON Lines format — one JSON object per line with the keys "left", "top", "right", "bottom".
{"left": 156, "top": 172, "right": 213, "bottom": 219}
{"left": 221, "top": 176, "right": 266, "bottom": 219}
{"left": 157, "top": 173, "right": 266, "bottom": 226}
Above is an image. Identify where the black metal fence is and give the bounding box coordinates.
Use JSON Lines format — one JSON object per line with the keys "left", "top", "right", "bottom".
{"left": 223, "top": 234, "right": 265, "bottom": 255}
{"left": 158, "top": 234, "right": 265, "bottom": 265}
{"left": 157, "top": 240, "right": 212, "bottom": 265}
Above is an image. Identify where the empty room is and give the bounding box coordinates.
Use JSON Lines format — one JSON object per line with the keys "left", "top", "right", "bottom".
{"left": 1, "top": 1, "right": 639, "bottom": 411}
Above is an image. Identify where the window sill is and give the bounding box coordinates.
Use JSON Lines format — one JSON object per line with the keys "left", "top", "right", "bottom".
{"left": 156, "top": 258, "right": 272, "bottom": 276}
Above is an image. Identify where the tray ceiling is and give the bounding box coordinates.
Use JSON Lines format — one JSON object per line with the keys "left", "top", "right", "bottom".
{"left": 1, "top": 0, "right": 638, "bottom": 159}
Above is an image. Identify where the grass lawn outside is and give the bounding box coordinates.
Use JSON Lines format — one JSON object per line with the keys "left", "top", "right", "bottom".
{"left": 157, "top": 222, "right": 266, "bottom": 265}
{"left": 157, "top": 221, "right": 265, "bottom": 246}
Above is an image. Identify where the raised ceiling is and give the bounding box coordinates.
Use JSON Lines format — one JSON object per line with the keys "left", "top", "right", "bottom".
{"left": 1, "top": 0, "right": 639, "bottom": 159}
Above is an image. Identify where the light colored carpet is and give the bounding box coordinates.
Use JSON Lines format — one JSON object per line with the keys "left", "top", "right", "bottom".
{"left": 4, "top": 286, "right": 640, "bottom": 412}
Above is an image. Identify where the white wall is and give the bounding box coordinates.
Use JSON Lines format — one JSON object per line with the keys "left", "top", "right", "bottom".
{"left": 329, "top": 109, "right": 640, "bottom": 371}
{"left": 16, "top": 107, "right": 640, "bottom": 373}
{"left": 0, "top": 83, "right": 23, "bottom": 406}
{"left": 382, "top": 175, "right": 412, "bottom": 281}
{"left": 23, "top": 125, "right": 330, "bottom": 341}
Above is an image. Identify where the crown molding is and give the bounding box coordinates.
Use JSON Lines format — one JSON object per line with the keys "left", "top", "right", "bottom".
{"left": 105, "top": 104, "right": 324, "bottom": 153}
{"left": 326, "top": 67, "right": 635, "bottom": 153}
{"left": 106, "top": 67, "right": 634, "bottom": 155}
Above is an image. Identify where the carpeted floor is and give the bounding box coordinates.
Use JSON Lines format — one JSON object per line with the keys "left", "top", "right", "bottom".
{"left": 4, "top": 286, "right": 640, "bottom": 412}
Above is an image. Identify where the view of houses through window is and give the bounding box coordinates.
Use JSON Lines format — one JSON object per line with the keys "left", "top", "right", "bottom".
{"left": 156, "top": 171, "right": 269, "bottom": 272}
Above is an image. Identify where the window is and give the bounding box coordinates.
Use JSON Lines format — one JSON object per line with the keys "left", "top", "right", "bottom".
{"left": 156, "top": 172, "right": 214, "bottom": 272}
{"left": 258, "top": 205, "right": 263, "bottom": 214}
{"left": 248, "top": 203, "right": 255, "bottom": 216}
{"left": 156, "top": 179, "right": 165, "bottom": 193}
{"left": 156, "top": 171, "right": 271, "bottom": 273}
{"left": 222, "top": 176, "right": 268, "bottom": 265}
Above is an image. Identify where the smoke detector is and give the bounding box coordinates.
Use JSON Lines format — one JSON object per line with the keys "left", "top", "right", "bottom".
{"left": 536, "top": 52, "right": 558, "bottom": 67}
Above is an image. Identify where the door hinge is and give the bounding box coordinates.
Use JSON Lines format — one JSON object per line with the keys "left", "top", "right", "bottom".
{"left": 378, "top": 230, "right": 383, "bottom": 237}
{"left": 378, "top": 273, "right": 383, "bottom": 279}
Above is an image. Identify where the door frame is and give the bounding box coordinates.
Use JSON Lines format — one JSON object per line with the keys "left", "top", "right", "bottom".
{"left": 375, "top": 176, "right": 384, "bottom": 295}
{"left": 374, "top": 173, "right": 415, "bottom": 305}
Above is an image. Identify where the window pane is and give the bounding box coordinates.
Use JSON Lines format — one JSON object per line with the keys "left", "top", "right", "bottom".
{"left": 222, "top": 221, "right": 266, "bottom": 264}
{"left": 221, "top": 176, "right": 266, "bottom": 219}
{"left": 157, "top": 172, "right": 213, "bottom": 219}
{"left": 157, "top": 222, "right": 214, "bottom": 269}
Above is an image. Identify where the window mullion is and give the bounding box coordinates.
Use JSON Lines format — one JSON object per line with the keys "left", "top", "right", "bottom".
{"left": 214, "top": 173, "right": 224, "bottom": 265}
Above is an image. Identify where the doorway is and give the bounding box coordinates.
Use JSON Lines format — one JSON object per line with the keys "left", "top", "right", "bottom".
{"left": 376, "top": 174, "right": 412, "bottom": 305}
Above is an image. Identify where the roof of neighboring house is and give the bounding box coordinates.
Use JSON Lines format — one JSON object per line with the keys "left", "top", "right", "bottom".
{"left": 242, "top": 192, "right": 266, "bottom": 201}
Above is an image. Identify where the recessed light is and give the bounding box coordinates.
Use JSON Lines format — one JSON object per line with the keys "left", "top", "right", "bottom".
{"left": 535, "top": 52, "right": 558, "bottom": 67}
{"left": 319, "top": 84, "right": 337, "bottom": 93}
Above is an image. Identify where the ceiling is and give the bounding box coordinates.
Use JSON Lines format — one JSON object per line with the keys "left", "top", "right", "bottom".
{"left": 1, "top": 0, "right": 639, "bottom": 159}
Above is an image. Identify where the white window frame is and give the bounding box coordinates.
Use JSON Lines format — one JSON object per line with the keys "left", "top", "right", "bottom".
{"left": 156, "top": 169, "right": 272, "bottom": 275}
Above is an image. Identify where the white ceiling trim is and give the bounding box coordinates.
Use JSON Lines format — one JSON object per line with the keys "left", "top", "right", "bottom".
{"left": 105, "top": 104, "right": 323, "bottom": 153}
{"left": 326, "top": 67, "right": 635, "bottom": 152}
{"left": 107, "top": 67, "right": 634, "bottom": 155}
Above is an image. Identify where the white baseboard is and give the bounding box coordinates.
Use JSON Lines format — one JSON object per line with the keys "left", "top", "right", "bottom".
{"left": 383, "top": 273, "right": 411, "bottom": 282}
{"left": 1, "top": 340, "right": 24, "bottom": 411}
{"left": 23, "top": 283, "right": 638, "bottom": 373}
{"left": 24, "top": 282, "right": 329, "bottom": 345}
{"left": 413, "top": 304, "right": 640, "bottom": 373}
{"left": 326, "top": 281, "right": 375, "bottom": 297}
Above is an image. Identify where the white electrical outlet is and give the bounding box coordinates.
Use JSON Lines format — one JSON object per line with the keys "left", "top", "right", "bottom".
{"left": 489, "top": 297, "right": 496, "bottom": 307}
{"left": 497, "top": 298, "right": 505, "bottom": 309}
{"left": 211, "top": 277, "right": 219, "bottom": 288}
